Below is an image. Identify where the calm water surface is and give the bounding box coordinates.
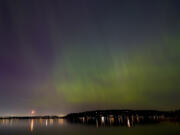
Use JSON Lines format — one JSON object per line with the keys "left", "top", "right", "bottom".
{"left": 0, "top": 119, "right": 180, "bottom": 135}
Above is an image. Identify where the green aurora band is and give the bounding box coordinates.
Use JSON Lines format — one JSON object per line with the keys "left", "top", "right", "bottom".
{"left": 54, "top": 35, "right": 180, "bottom": 108}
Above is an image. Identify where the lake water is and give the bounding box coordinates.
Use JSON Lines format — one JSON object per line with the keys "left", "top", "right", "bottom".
{"left": 0, "top": 119, "right": 180, "bottom": 135}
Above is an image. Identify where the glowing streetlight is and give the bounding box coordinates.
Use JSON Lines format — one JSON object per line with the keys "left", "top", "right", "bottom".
{"left": 31, "top": 110, "right": 35, "bottom": 115}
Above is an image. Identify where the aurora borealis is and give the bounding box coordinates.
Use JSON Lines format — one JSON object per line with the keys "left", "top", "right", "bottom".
{"left": 0, "top": 0, "right": 180, "bottom": 115}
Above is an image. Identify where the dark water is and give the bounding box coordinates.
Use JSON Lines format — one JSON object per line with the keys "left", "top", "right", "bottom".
{"left": 0, "top": 119, "right": 180, "bottom": 135}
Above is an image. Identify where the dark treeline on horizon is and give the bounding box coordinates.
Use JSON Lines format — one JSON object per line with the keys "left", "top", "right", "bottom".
{"left": 66, "top": 109, "right": 180, "bottom": 119}
{"left": 1, "top": 109, "right": 180, "bottom": 119}
{"left": 65, "top": 109, "right": 180, "bottom": 127}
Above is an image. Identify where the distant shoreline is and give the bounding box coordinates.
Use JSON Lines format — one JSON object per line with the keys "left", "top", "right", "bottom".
{"left": 0, "top": 116, "right": 64, "bottom": 119}
{"left": 0, "top": 109, "right": 180, "bottom": 120}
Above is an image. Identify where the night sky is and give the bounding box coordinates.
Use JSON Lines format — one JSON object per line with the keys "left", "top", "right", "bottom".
{"left": 0, "top": 0, "right": 180, "bottom": 116}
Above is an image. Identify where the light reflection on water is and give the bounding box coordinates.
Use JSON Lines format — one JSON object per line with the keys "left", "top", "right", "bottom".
{"left": 0, "top": 118, "right": 66, "bottom": 132}
{"left": 30, "top": 119, "right": 34, "bottom": 132}
{"left": 67, "top": 115, "right": 163, "bottom": 128}
{"left": 0, "top": 118, "right": 180, "bottom": 135}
